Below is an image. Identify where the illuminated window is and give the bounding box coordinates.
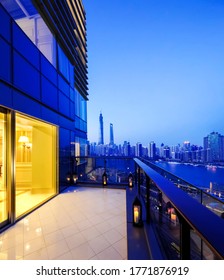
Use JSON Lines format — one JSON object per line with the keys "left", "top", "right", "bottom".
{"left": 0, "top": 112, "right": 7, "bottom": 225}
{"left": 15, "top": 113, "right": 57, "bottom": 218}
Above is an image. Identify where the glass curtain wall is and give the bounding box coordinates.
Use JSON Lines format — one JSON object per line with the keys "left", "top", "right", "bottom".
{"left": 15, "top": 113, "right": 57, "bottom": 218}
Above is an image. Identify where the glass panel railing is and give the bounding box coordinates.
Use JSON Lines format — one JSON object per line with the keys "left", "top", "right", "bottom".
{"left": 202, "top": 191, "right": 224, "bottom": 218}
{"left": 150, "top": 189, "right": 181, "bottom": 260}
{"left": 202, "top": 240, "right": 221, "bottom": 260}
{"left": 139, "top": 177, "right": 181, "bottom": 260}
{"left": 134, "top": 157, "right": 224, "bottom": 260}
{"left": 190, "top": 230, "right": 202, "bottom": 260}
{"left": 72, "top": 156, "right": 135, "bottom": 186}
{"left": 141, "top": 159, "right": 224, "bottom": 219}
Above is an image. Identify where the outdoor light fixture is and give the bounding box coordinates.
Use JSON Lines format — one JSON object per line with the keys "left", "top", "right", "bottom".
{"left": 66, "top": 173, "right": 71, "bottom": 183}
{"left": 102, "top": 171, "right": 107, "bottom": 186}
{"left": 102, "top": 159, "right": 107, "bottom": 186}
{"left": 132, "top": 196, "right": 143, "bottom": 227}
{"left": 128, "top": 172, "right": 134, "bottom": 188}
{"left": 66, "top": 173, "right": 78, "bottom": 185}
{"left": 72, "top": 173, "right": 78, "bottom": 184}
{"left": 170, "top": 208, "right": 177, "bottom": 224}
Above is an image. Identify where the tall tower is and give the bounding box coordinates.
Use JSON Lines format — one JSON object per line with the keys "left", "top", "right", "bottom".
{"left": 135, "top": 142, "right": 142, "bottom": 157}
{"left": 109, "top": 123, "right": 114, "bottom": 145}
{"left": 204, "top": 132, "right": 224, "bottom": 162}
{"left": 148, "top": 141, "right": 156, "bottom": 159}
{"left": 98, "top": 112, "right": 104, "bottom": 145}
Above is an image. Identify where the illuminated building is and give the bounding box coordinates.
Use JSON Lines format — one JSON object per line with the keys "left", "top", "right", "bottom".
{"left": 0, "top": 0, "right": 88, "bottom": 231}
{"left": 204, "top": 132, "right": 224, "bottom": 162}
{"left": 109, "top": 123, "right": 114, "bottom": 145}
{"left": 148, "top": 141, "right": 156, "bottom": 159}
{"left": 98, "top": 112, "right": 104, "bottom": 145}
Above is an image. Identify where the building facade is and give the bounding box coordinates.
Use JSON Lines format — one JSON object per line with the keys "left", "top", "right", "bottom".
{"left": 0, "top": 0, "right": 88, "bottom": 232}
{"left": 204, "top": 132, "right": 224, "bottom": 163}
{"left": 148, "top": 141, "right": 156, "bottom": 159}
{"left": 109, "top": 123, "right": 114, "bottom": 145}
{"left": 98, "top": 112, "right": 104, "bottom": 145}
{"left": 135, "top": 142, "right": 142, "bottom": 157}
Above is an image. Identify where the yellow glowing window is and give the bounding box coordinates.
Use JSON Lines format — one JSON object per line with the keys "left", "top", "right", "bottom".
{"left": 15, "top": 113, "right": 57, "bottom": 218}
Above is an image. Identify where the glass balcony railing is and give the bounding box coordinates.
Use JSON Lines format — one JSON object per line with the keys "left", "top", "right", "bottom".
{"left": 141, "top": 159, "right": 224, "bottom": 219}
{"left": 134, "top": 158, "right": 224, "bottom": 260}
{"left": 65, "top": 156, "right": 224, "bottom": 260}
{"left": 69, "top": 156, "right": 135, "bottom": 186}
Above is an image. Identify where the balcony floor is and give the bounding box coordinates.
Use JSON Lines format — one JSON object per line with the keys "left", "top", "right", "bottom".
{"left": 0, "top": 186, "right": 127, "bottom": 260}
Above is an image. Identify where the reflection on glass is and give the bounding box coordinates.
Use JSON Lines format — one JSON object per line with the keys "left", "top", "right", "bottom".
{"left": 15, "top": 113, "right": 57, "bottom": 218}
{"left": 0, "top": 112, "right": 7, "bottom": 224}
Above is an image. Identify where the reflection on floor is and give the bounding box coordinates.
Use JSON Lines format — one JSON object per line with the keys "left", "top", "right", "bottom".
{"left": 0, "top": 186, "right": 127, "bottom": 260}
{"left": 0, "top": 189, "right": 7, "bottom": 223}
{"left": 16, "top": 190, "right": 55, "bottom": 218}
{"left": 0, "top": 190, "right": 55, "bottom": 222}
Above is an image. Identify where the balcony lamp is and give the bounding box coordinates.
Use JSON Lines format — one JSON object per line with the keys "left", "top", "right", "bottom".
{"left": 73, "top": 173, "right": 78, "bottom": 184}
{"left": 170, "top": 208, "right": 177, "bottom": 223}
{"left": 132, "top": 196, "right": 143, "bottom": 227}
{"left": 128, "top": 172, "right": 133, "bottom": 188}
{"left": 66, "top": 173, "right": 71, "bottom": 183}
{"left": 102, "top": 171, "right": 108, "bottom": 186}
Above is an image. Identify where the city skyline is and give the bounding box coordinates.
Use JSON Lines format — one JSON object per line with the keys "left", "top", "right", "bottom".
{"left": 83, "top": 0, "right": 224, "bottom": 147}
{"left": 90, "top": 111, "right": 221, "bottom": 148}
{"left": 89, "top": 128, "right": 224, "bottom": 164}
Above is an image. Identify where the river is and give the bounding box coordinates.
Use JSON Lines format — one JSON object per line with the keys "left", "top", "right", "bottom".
{"left": 154, "top": 161, "right": 224, "bottom": 190}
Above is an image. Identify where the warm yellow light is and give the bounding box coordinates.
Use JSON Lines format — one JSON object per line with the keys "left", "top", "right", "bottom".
{"left": 18, "top": 136, "right": 29, "bottom": 143}
{"left": 171, "top": 213, "right": 177, "bottom": 222}
{"left": 134, "top": 206, "right": 139, "bottom": 223}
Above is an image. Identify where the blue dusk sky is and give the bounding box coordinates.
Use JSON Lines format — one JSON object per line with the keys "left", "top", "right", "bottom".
{"left": 83, "top": 0, "right": 224, "bottom": 147}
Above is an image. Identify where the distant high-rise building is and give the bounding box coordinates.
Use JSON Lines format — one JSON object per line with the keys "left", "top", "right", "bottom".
{"left": 163, "top": 146, "right": 171, "bottom": 159}
{"left": 204, "top": 132, "right": 224, "bottom": 162}
{"left": 159, "top": 143, "right": 165, "bottom": 158}
{"left": 109, "top": 123, "right": 114, "bottom": 145}
{"left": 148, "top": 141, "right": 156, "bottom": 159}
{"left": 135, "top": 142, "right": 142, "bottom": 157}
{"left": 183, "top": 141, "right": 191, "bottom": 151}
{"left": 98, "top": 112, "right": 104, "bottom": 145}
{"left": 123, "top": 141, "right": 131, "bottom": 156}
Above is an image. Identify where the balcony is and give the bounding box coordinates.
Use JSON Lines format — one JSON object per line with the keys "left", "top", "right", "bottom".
{"left": 0, "top": 186, "right": 127, "bottom": 260}
{"left": 0, "top": 156, "right": 224, "bottom": 260}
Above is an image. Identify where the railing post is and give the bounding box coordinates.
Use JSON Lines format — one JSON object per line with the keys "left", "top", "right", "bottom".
{"left": 158, "top": 191, "right": 163, "bottom": 224}
{"left": 179, "top": 216, "right": 191, "bottom": 260}
{"left": 146, "top": 176, "right": 150, "bottom": 223}
{"left": 134, "top": 162, "right": 138, "bottom": 186}
{"left": 138, "top": 166, "right": 141, "bottom": 195}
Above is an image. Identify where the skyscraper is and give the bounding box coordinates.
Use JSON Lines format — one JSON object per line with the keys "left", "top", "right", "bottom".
{"left": 0, "top": 0, "right": 88, "bottom": 232}
{"left": 148, "top": 141, "right": 156, "bottom": 159}
{"left": 109, "top": 123, "right": 114, "bottom": 145}
{"left": 135, "top": 142, "right": 143, "bottom": 157}
{"left": 204, "top": 132, "right": 224, "bottom": 162}
{"left": 98, "top": 112, "right": 104, "bottom": 145}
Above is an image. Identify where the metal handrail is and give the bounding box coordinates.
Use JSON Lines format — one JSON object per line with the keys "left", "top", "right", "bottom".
{"left": 134, "top": 158, "right": 224, "bottom": 259}
{"left": 140, "top": 158, "right": 224, "bottom": 208}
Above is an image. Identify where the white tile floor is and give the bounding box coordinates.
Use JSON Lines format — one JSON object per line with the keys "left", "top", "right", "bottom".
{"left": 0, "top": 186, "right": 127, "bottom": 260}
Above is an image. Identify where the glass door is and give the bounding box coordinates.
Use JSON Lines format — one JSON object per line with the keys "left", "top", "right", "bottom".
{"left": 0, "top": 111, "right": 8, "bottom": 227}
{"left": 15, "top": 113, "right": 57, "bottom": 218}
